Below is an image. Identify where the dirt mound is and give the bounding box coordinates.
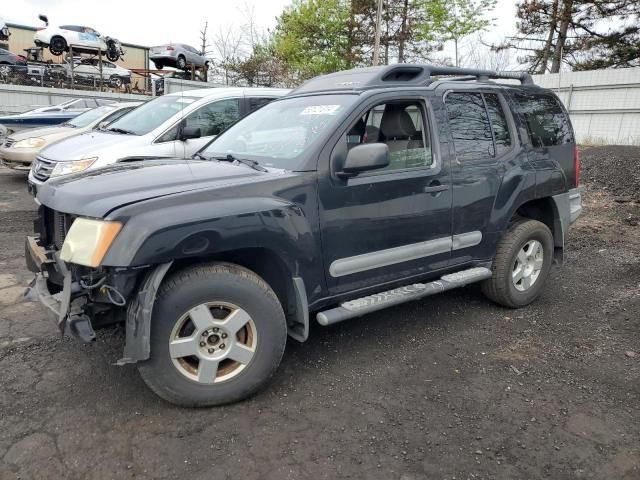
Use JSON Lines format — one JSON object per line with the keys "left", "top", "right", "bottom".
{"left": 581, "top": 145, "right": 640, "bottom": 199}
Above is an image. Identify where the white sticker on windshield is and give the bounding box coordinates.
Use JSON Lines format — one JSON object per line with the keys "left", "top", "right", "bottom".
{"left": 300, "top": 105, "right": 341, "bottom": 115}
{"left": 176, "top": 98, "right": 195, "bottom": 104}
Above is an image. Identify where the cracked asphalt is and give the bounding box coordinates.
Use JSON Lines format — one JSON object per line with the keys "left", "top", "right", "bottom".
{"left": 1, "top": 147, "right": 639, "bottom": 480}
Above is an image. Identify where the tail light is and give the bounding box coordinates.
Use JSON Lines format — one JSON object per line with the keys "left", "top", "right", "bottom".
{"left": 36, "top": 27, "right": 46, "bottom": 31}
{"left": 17, "top": 55, "right": 26, "bottom": 61}
{"left": 166, "top": 46, "right": 175, "bottom": 51}
{"left": 574, "top": 145, "right": 580, "bottom": 187}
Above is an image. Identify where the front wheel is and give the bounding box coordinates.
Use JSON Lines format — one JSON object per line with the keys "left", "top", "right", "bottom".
{"left": 482, "top": 219, "right": 554, "bottom": 308}
{"left": 176, "top": 55, "right": 187, "bottom": 69}
{"left": 137, "top": 263, "right": 287, "bottom": 406}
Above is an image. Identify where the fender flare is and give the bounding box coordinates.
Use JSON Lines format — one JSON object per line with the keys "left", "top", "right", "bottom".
{"left": 117, "top": 262, "right": 172, "bottom": 365}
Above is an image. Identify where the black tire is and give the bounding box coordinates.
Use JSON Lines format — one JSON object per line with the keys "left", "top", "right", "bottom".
{"left": 177, "top": 55, "right": 187, "bottom": 69}
{"left": 481, "top": 219, "right": 554, "bottom": 308}
{"left": 153, "top": 62, "right": 164, "bottom": 70}
{"left": 109, "top": 75, "right": 122, "bottom": 88}
{"left": 49, "top": 36, "right": 67, "bottom": 55}
{"left": 106, "top": 50, "right": 120, "bottom": 62}
{"left": 137, "top": 262, "right": 287, "bottom": 407}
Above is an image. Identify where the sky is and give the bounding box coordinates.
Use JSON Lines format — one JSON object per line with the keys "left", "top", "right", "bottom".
{"left": 5, "top": 0, "right": 519, "bottom": 60}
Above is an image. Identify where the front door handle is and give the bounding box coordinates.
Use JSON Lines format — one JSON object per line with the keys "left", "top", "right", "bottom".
{"left": 423, "top": 184, "right": 449, "bottom": 194}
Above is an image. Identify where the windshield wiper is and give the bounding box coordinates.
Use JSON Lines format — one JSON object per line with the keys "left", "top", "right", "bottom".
{"left": 107, "top": 127, "right": 135, "bottom": 135}
{"left": 192, "top": 152, "right": 208, "bottom": 160}
{"left": 213, "top": 154, "right": 268, "bottom": 172}
{"left": 61, "top": 122, "right": 77, "bottom": 128}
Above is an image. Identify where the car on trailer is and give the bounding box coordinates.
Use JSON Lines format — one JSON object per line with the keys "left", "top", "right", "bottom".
{"left": 33, "top": 15, "right": 123, "bottom": 61}
{"left": 150, "top": 43, "right": 209, "bottom": 71}
{"left": 25, "top": 64, "right": 582, "bottom": 406}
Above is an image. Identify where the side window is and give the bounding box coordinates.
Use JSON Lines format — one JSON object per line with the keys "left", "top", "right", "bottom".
{"left": 184, "top": 99, "right": 240, "bottom": 137}
{"left": 445, "top": 92, "right": 494, "bottom": 161}
{"left": 344, "top": 100, "right": 433, "bottom": 172}
{"left": 157, "top": 124, "right": 179, "bottom": 143}
{"left": 484, "top": 93, "right": 512, "bottom": 156}
{"left": 248, "top": 97, "right": 275, "bottom": 113}
{"left": 515, "top": 93, "right": 573, "bottom": 148}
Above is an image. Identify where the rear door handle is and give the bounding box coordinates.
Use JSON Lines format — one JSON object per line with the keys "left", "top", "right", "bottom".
{"left": 423, "top": 184, "right": 449, "bottom": 194}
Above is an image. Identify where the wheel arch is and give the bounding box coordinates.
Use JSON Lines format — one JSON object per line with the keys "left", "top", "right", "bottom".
{"left": 167, "top": 247, "right": 309, "bottom": 342}
{"left": 512, "top": 196, "right": 565, "bottom": 263}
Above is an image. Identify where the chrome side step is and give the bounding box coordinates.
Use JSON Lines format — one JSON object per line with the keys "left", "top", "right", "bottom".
{"left": 316, "top": 267, "right": 492, "bottom": 326}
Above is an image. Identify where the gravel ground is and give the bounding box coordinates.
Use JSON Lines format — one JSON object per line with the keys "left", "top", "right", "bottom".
{"left": 1, "top": 147, "right": 639, "bottom": 480}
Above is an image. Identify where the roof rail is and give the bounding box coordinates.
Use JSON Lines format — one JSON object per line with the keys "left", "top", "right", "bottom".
{"left": 289, "top": 63, "right": 533, "bottom": 95}
{"left": 370, "top": 64, "right": 533, "bottom": 87}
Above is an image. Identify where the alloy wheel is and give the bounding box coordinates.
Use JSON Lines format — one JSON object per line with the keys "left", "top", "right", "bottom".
{"left": 169, "top": 301, "right": 257, "bottom": 384}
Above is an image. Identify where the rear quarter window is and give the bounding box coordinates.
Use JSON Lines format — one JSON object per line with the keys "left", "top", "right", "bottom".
{"left": 514, "top": 92, "right": 573, "bottom": 147}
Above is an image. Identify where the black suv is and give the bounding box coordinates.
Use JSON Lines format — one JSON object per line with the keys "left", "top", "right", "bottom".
{"left": 25, "top": 64, "right": 582, "bottom": 406}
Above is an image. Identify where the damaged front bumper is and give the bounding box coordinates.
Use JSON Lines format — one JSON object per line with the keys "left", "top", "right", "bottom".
{"left": 24, "top": 235, "right": 173, "bottom": 364}
{"left": 24, "top": 236, "right": 96, "bottom": 342}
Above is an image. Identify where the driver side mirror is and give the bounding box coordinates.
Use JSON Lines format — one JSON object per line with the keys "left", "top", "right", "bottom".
{"left": 338, "top": 143, "right": 389, "bottom": 178}
{"left": 180, "top": 126, "right": 201, "bottom": 141}
{"left": 38, "top": 14, "right": 49, "bottom": 26}
{"left": 96, "top": 120, "right": 109, "bottom": 129}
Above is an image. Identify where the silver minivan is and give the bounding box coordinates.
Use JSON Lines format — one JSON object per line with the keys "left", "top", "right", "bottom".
{"left": 28, "top": 87, "right": 288, "bottom": 189}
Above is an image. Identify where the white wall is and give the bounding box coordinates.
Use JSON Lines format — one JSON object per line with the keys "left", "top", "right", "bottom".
{"left": 0, "top": 83, "right": 149, "bottom": 114}
{"left": 532, "top": 67, "right": 640, "bottom": 145}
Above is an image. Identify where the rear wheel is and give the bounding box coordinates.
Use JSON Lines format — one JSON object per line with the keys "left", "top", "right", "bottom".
{"left": 153, "top": 62, "right": 164, "bottom": 70}
{"left": 482, "top": 219, "right": 554, "bottom": 308}
{"left": 109, "top": 75, "right": 122, "bottom": 88}
{"left": 49, "top": 36, "right": 67, "bottom": 56}
{"left": 137, "top": 263, "right": 287, "bottom": 406}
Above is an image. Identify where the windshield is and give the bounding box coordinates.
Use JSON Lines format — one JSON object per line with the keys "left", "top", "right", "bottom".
{"left": 201, "top": 94, "right": 357, "bottom": 170}
{"left": 106, "top": 95, "right": 198, "bottom": 135}
{"left": 66, "top": 105, "right": 115, "bottom": 127}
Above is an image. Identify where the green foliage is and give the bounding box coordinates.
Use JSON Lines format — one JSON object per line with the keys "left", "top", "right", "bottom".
{"left": 420, "top": 0, "right": 496, "bottom": 43}
{"left": 273, "top": 0, "right": 356, "bottom": 80}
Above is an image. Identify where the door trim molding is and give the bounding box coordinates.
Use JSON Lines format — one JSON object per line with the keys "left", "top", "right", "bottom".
{"left": 329, "top": 231, "right": 482, "bottom": 278}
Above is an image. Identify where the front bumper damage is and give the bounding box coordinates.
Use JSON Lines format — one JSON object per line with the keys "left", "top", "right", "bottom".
{"left": 24, "top": 235, "right": 173, "bottom": 364}
{"left": 24, "top": 236, "right": 96, "bottom": 342}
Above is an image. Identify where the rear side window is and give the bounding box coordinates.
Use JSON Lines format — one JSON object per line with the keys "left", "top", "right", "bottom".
{"left": 514, "top": 92, "right": 573, "bottom": 147}
{"left": 445, "top": 92, "right": 494, "bottom": 161}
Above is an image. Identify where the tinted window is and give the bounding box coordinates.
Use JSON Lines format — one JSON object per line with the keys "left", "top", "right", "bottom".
{"left": 446, "top": 92, "right": 494, "bottom": 161}
{"left": 345, "top": 100, "right": 432, "bottom": 172}
{"left": 515, "top": 93, "right": 572, "bottom": 147}
{"left": 484, "top": 93, "right": 512, "bottom": 156}
{"left": 184, "top": 98, "right": 240, "bottom": 137}
{"left": 248, "top": 97, "right": 275, "bottom": 113}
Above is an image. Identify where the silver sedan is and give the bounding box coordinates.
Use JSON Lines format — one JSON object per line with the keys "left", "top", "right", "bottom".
{"left": 150, "top": 43, "right": 209, "bottom": 70}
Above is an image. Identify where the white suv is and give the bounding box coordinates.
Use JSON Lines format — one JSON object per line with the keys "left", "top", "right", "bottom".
{"left": 28, "top": 87, "right": 288, "bottom": 192}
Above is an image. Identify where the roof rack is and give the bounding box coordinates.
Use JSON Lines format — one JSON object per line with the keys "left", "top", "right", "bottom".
{"left": 290, "top": 63, "right": 533, "bottom": 95}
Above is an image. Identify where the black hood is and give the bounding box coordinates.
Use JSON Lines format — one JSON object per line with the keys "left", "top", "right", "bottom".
{"left": 37, "top": 159, "right": 277, "bottom": 218}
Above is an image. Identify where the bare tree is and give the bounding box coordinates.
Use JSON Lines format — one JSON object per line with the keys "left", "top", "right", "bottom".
{"left": 460, "top": 34, "right": 516, "bottom": 70}
{"left": 210, "top": 24, "right": 245, "bottom": 85}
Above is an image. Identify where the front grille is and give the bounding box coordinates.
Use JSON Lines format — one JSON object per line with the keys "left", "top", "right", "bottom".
{"left": 32, "top": 155, "right": 57, "bottom": 182}
{"left": 43, "top": 207, "right": 75, "bottom": 249}
{"left": 4, "top": 138, "right": 15, "bottom": 148}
